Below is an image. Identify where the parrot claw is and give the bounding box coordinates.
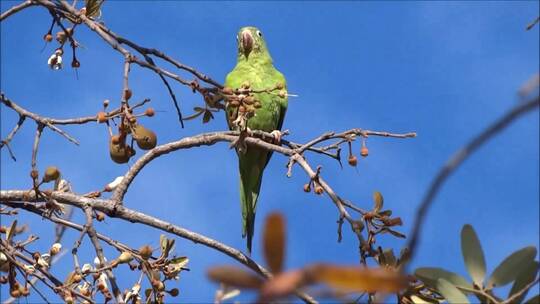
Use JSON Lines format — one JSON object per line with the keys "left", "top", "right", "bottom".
{"left": 270, "top": 130, "right": 282, "bottom": 145}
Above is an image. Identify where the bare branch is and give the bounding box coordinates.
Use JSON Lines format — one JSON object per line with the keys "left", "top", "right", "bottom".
{"left": 405, "top": 96, "right": 540, "bottom": 267}
{"left": 0, "top": 0, "right": 36, "bottom": 21}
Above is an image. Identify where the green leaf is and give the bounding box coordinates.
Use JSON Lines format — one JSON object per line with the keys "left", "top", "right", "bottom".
{"left": 415, "top": 267, "right": 472, "bottom": 291}
{"left": 461, "top": 224, "right": 486, "bottom": 286}
{"left": 372, "top": 191, "right": 383, "bottom": 212}
{"left": 508, "top": 260, "right": 539, "bottom": 304}
{"left": 6, "top": 220, "right": 17, "bottom": 242}
{"left": 84, "top": 0, "right": 104, "bottom": 18}
{"left": 487, "top": 246, "right": 537, "bottom": 288}
{"left": 436, "top": 278, "right": 470, "bottom": 304}
{"left": 524, "top": 294, "right": 539, "bottom": 304}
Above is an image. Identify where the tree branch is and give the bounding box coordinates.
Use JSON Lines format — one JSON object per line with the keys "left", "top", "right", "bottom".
{"left": 405, "top": 96, "right": 540, "bottom": 267}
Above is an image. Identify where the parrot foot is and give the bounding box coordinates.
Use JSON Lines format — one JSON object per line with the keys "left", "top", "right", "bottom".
{"left": 270, "top": 130, "right": 282, "bottom": 145}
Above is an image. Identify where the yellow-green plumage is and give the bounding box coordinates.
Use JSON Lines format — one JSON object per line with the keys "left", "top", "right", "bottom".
{"left": 225, "top": 27, "right": 287, "bottom": 254}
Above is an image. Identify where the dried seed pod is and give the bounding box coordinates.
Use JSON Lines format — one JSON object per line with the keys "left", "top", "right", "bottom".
{"left": 222, "top": 87, "right": 233, "bottom": 95}
{"left": 314, "top": 185, "right": 324, "bottom": 195}
{"left": 109, "top": 140, "right": 131, "bottom": 164}
{"left": 348, "top": 155, "right": 358, "bottom": 167}
{"left": 30, "top": 169, "right": 39, "bottom": 179}
{"left": 229, "top": 99, "right": 240, "bottom": 107}
{"left": 111, "top": 135, "right": 121, "bottom": 145}
{"left": 139, "top": 245, "right": 152, "bottom": 260}
{"left": 133, "top": 125, "right": 157, "bottom": 150}
{"left": 117, "top": 251, "right": 133, "bottom": 264}
{"left": 303, "top": 183, "right": 311, "bottom": 193}
{"left": 43, "top": 166, "right": 60, "bottom": 183}
{"left": 123, "top": 89, "right": 132, "bottom": 101}
{"left": 55, "top": 31, "right": 66, "bottom": 43}
{"left": 43, "top": 33, "right": 53, "bottom": 42}
{"left": 244, "top": 96, "right": 255, "bottom": 105}
{"left": 361, "top": 146, "right": 369, "bottom": 157}
{"left": 96, "top": 212, "right": 106, "bottom": 221}
{"left": 50, "top": 243, "right": 62, "bottom": 255}
{"left": 97, "top": 112, "right": 107, "bottom": 123}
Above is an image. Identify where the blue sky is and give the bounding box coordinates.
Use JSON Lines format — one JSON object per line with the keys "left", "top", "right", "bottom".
{"left": 1, "top": 1, "right": 539, "bottom": 303}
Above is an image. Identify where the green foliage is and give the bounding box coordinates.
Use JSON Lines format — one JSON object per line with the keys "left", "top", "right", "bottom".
{"left": 415, "top": 224, "right": 539, "bottom": 304}
{"left": 461, "top": 224, "right": 486, "bottom": 286}
{"left": 436, "top": 278, "right": 470, "bottom": 304}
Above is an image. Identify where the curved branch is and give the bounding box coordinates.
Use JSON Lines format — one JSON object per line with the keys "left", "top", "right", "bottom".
{"left": 405, "top": 96, "right": 540, "bottom": 267}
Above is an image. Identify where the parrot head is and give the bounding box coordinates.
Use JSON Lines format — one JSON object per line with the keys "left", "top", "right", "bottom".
{"left": 236, "top": 26, "right": 271, "bottom": 62}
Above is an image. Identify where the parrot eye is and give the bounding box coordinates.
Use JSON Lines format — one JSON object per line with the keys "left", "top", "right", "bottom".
{"left": 256, "top": 30, "right": 262, "bottom": 37}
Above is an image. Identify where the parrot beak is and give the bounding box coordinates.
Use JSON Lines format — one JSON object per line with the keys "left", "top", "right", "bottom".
{"left": 241, "top": 30, "right": 253, "bottom": 58}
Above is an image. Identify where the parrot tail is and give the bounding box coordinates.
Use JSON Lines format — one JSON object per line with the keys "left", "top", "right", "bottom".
{"left": 238, "top": 152, "right": 266, "bottom": 255}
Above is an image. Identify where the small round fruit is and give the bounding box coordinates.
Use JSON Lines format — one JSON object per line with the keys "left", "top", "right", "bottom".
{"left": 314, "top": 186, "right": 324, "bottom": 195}
{"left": 169, "top": 288, "right": 179, "bottom": 297}
{"left": 303, "top": 183, "right": 311, "bottom": 193}
{"left": 109, "top": 141, "right": 131, "bottom": 164}
{"left": 360, "top": 146, "right": 369, "bottom": 157}
{"left": 348, "top": 155, "right": 358, "bottom": 167}
{"left": 139, "top": 245, "right": 152, "bottom": 260}
{"left": 30, "top": 169, "right": 39, "bottom": 179}
{"left": 123, "top": 89, "right": 132, "bottom": 101}
{"left": 133, "top": 125, "right": 157, "bottom": 150}
{"left": 43, "top": 166, "right": 60, "bottom": 182}
{"left": 222, "top": 87, "right": 233, "bottom": 95}
{"left": 44, "top": 33, "right": 53, "bottom": 42}
{"left": 71, "top": 59, "right": 80, "bottom": 68}
{"left": 145, "top": 108, "right": 155, "bottom": 117}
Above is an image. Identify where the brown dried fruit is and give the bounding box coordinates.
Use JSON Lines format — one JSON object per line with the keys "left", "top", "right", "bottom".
{"left": 169, "top": 288, "right": 179, "bottom": 297}
{"left": 361, "top": 146, "right": 369, "bottom": 157}
{"left": 139, "top": 245, "right": 152, "bottom": 260}
{"left": 348, "top": 155, "right": 358, "bottom": 166}
{"left": 303, "top": 183, "right": 311, "bottom": 193}
{"left": 30, "top": 169, "right": 39, "bottom": 179}
{"left": 43, "top": 166, "right": 60, "bottom": 182}
{"left": 145, "top": 108, "right": 155, "bottom": 117}
{"left": 123, "top": 89, "right": 132, "bottom": 101}
{"left": 315, "top": 186, "right": 324, "bottom": 195}
{"left": 109, "top": 140, "right": 131, "bottom": 164}
{"left": 133, "top": 125, "right": 157, "bottom": 150}
{"left": 222, "top": 87, "right": 233, "bottom": 95}
{"left": 96, "top": 212, "right": 105, "bottom": 221}
{"left": 44, "top": 33, "right": 53, "bottom": 42}
{"left": 111, "top": 135, "right": 121, "bottom": 145}
{"left": 71, "top": 59, "right": 80, "bottom": 68}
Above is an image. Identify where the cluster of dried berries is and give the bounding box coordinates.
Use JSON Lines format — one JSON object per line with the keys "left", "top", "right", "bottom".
{"left": 96, "top": 92, "right": 157, "bottom": 164}
{"left": 223, "top": 81, "right": 285, "bottom": 131}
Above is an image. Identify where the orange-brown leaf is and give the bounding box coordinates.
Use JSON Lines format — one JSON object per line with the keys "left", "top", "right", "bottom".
{"left": 259, "top": 270, "right": 307, "bottom": 302}
{"left": 207, "top": 266, "right": 263, "bottom": 289}
{"left": 263, "top": 213, "right": 286, "bottom": 274}
{"left": 306, "top": 264, "right": 406, "bottom": 293}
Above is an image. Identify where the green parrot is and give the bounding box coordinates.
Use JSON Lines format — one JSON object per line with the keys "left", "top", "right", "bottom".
{"left": 225, "top": 26, "right": 287, "bottom": 254}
